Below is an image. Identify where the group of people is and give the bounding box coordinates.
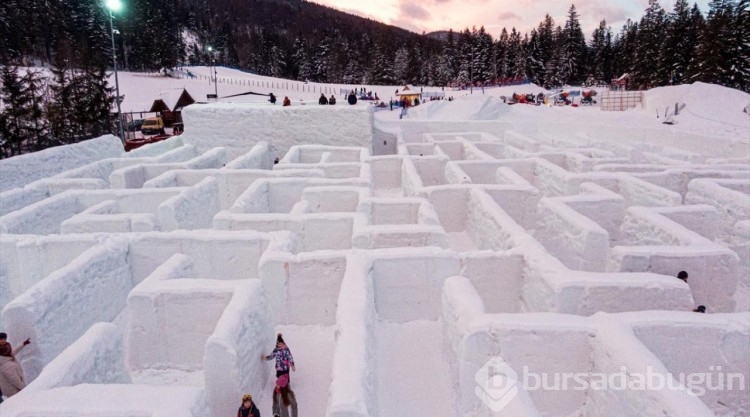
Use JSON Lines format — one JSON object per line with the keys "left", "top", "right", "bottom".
{"left": 239, "top": 333, "right": 298, "bottom": 417}
{"left": 318, "top": 94, "right": 336, "bottom": 105}
{"left": 268, "top": 93, "right": 291, "bottom": 106}
{"left": 0, "top": 332, "right": 31, "bottom": 403}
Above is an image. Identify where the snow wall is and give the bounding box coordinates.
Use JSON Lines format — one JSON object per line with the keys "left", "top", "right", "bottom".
{"left": 0, "top": 135, "right": 124, "bottom": 192}
{"left": 180, "top": 103, "right": 377, "bottom": 160}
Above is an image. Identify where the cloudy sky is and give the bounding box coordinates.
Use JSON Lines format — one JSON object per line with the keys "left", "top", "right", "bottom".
{"left": 310, "top": 0, "right": 711, "bottom": 38}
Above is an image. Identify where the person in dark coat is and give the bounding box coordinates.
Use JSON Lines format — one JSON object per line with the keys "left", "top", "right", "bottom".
{"left": 269, "top": 93, "right": 277, "bottom": 105}
{"left": 329, "top": 95, "right": 336, "bottom": 105}
{"left": 347, "top": 92, "right": 357, "bottom": 105}
{"left": 318, "top": 93, "right": 328, "bottom": 105}
{"left": 238, "top": 394, "right": 261, "bottom": 417}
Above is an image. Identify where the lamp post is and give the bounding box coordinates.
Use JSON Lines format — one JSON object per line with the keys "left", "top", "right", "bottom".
{"left": 106, "top": 0, "right": 125, "bottom": 143}
{"left": 207, "top": 46, "right": 218, "bottom": 99}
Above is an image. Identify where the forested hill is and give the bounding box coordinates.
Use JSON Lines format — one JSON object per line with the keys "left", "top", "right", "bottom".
{"left": 0, "top": 0, "right": 747, "bottom": 90}
{"left": 0, "top": 0, "right": 443, "bottom": 83}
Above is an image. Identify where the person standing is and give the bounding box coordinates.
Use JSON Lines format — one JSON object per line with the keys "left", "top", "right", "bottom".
{"left": 269, "top": 93, "right": 277, "bottom": 105}
{"left": 272, "top": 374, "right": 298, "bottom": 417}
{"left": 0, "top": 333, "right": 29, "bottom": 403}
{"left": 262, "top": 333, "right": 295, "bottom": 379}
{"left": 238, "top": 394, "right": 261, "bottom": 417}
{"left": 0, "top": 343, "right": 26, "bottom": 400}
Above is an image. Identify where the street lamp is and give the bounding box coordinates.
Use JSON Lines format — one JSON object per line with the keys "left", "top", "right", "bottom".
{"left": 106, "top": 0, "right": 125, "bottom": 143}
{"left": 207, "top": 46, "right": 218, "bottom": 99}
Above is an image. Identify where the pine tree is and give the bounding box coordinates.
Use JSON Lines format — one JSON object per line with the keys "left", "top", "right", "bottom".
{"left": 0, "top": 65, "right": 26, "bottom": 157}
{"left": 662, "top": 0, "right": 702, "bottom": 85}
{"left": 507, "top": 28, "right": 525, "bottom": 78}
{"left": 727, "top": 0, "right": 750, "bottom": 91}
{"left": 545, "top": 27, "right": 565, "bottom": 88}
{"left": 589, "top": 20, "right": 614, "bottom": 84}
{"left": 20, "top": 69, "right": 49, "bottom": 151}
{"left": 393, "top": 46, "right": 410, "bottom": 84}
{"left": 476, "top": 26, "right": 494, "bottom": 82}
{"left": 689, "top": 0, "right": 733, "bottom": 84}
{"left": 442, "top": 30, "right": 459, "bottom": 83}
{"left": 612, "top": 19, "right": 639, "bottom": 85}
{"left": 633, "top": 0, "right": 669, "bottom": 87}
{"left": 48, "top": 63, "right": 76, "bottom": 144}
{"left": 496, "top": 28, "right": 509, "bottom": 79}
{"left": 525, "top": 30, "right": 546, "bottom": 85}
{"left": 560, "top": 5, "right": 588, "bottom": 84}
{"left": 434, "top": 52, "right": 453, "bottom": 86}
{"left": 0, "top": 66, "right": 47, "bottom": 157}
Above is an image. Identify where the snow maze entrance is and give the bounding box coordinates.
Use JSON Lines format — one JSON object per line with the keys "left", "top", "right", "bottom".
{"left": 0, "top": 106, "right": 748, "bottom": 417}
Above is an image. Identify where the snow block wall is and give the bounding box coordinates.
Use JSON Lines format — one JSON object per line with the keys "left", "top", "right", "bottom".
{"left": 1, "top": 97, "right": 748, "bottom": 417}
{"left": 0, "top": 134, "right": 123, "bottom": 192}
{"left": 181, "top": 103, "right": 375, "bottom": 159}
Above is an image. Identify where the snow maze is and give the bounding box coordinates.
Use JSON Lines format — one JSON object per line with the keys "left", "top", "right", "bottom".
{"left": 0, "top": 103, "right": 749, "bottom": 417}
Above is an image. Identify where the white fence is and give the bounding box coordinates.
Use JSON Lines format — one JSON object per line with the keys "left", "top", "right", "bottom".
{"left": 600, "top": 91, "right": 644, "bottom": 111}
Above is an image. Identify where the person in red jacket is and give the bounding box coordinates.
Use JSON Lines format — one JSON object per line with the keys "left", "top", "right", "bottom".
{"left": 282, "top": 96, "right": 291, "bottom": 106}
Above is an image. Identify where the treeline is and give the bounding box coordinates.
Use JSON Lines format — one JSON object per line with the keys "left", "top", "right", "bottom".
{"left": 1, "top": 0, "right": 746, "bottom": 90}
{"left": 0, "top": 66, "right": 113, "bottom": 159}
{"left": 0, "top": 0, "right": 747, "bottom": 157}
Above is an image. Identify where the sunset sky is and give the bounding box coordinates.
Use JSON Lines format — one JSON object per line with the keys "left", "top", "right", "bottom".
{"left": 310, "top": 0, "right": 711, "bottom": 38}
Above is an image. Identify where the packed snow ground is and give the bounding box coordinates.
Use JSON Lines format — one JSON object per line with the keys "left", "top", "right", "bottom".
{"left": 0, "top": 71, "right": 748, "bottom": 417}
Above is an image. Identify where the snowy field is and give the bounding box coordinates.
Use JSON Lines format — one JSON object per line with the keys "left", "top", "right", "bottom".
{"left": 0, "top": 69, "right": 749, "bottom": 417}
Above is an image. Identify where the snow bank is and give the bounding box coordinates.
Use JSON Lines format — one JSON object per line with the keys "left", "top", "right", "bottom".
{"left": 0, "top": 135, "right": 123, "bottom": 192}
{"left": 407, "top": 95, "right": 511, "bottom": 121}
{"left": 180, "top": 102, "right": 376, "bottom": 159}
{"left": 644, "top": 82, "right": 750, "bottom": 129}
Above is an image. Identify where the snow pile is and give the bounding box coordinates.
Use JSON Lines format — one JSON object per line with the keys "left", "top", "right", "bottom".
{"left": 407, "top": 95, "right": 512, "bottom": 121}
{"left": 644, "top": 82, "right": 749, "bottom": 125}
{"left": 643, "top": 82, "right": 750, "bottom": 139}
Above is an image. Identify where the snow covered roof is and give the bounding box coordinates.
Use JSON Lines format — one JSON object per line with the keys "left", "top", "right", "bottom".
{"left": 396, "top": 85, "right": 421, "bottom": 96}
